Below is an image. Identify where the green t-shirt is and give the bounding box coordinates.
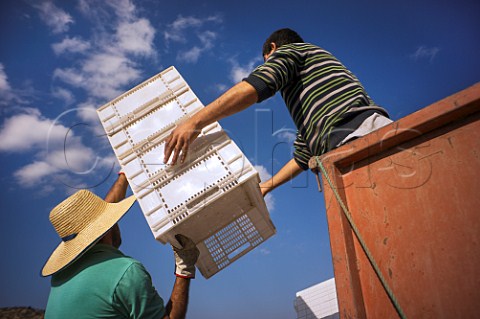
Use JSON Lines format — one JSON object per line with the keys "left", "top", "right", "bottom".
{"left": 45, "top": 244, "right": 165, "bottom": 319}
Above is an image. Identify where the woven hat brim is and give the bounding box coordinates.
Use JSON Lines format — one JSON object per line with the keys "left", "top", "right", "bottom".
{"left": 41, "top": 194, "right": 136, "bottom": 277}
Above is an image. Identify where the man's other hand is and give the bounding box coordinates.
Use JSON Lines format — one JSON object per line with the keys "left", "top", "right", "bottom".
{"left": 172, "top": 234, "right": 200, "bottom": 279}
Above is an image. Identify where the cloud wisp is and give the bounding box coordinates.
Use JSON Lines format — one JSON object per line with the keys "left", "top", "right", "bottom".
{"left": 229, "top": 57, "right": 262, "bottom": 83}
{"left": 33, "top": 1, "right": 74, "bottom": 34}
{"left": 52, "top": 36, "right": 91, "bottom": 56}
{"left": 51, "top": 87, "right": 75, "bottom": 105}
{"left": 0, "top": 63, "right": 12, "bottom": 93}
{"left": 274, "top": 128, "right": 297, "bottom": 144}
{"left": 0, "top": 63, "right": 28, "bottom": 107}
{"left": 410, "top": 45, "right": 440, "bottom": 63}
{"left": 164, "top": 15, "right": 223, "bottom": 63}
{"left": 52, "top": 0, "right": 156, "bottom": 101}
{"left": 211, "top": 55, "right": 261, "bottom": 93}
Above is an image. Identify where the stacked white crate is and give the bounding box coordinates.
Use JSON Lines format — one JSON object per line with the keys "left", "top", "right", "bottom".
{"left": 97, "top": 66, "right": 276, "bottom": 278}
{"left": 294, "top": 278, "right": 339, "bottom": 319}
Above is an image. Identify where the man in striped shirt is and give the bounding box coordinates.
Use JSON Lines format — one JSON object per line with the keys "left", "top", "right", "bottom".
{"left": 164, "top": 28, "right": 391, "bottom": 195}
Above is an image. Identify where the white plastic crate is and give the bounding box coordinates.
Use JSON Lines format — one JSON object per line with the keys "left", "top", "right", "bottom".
{"left": 97, "top": 66, "right": 276, "bottom": 278}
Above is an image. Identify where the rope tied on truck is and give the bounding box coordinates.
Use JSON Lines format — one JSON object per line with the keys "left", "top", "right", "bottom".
{"left": 313, "top": 156, "right": 407, "bottom": 319}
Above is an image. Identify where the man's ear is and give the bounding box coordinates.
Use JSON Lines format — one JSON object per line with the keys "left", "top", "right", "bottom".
{"left": 269, "top": 42, "right": 277, "bottom": 54}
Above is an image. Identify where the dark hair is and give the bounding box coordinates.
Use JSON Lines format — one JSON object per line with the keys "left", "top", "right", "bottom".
{"left": 262, "top": 28, "right": 304, "bottom": 56}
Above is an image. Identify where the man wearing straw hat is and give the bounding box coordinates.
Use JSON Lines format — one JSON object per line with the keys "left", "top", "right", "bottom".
{"left": 42, "top": 173, "right": 199, "bottom": 319}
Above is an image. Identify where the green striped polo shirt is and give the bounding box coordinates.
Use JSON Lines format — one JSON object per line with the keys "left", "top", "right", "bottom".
{"left": 244, "top": 43, "right": 388, "bottom": 169}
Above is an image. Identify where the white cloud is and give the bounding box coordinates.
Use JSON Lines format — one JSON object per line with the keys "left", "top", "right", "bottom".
{"left": 116, "top": 18, "right": 156, "bottom": 56}
{"left": 53, "top": 67, "right": 84, "bottom": 86}
{"left": 176, "top": 30, "right": 217, "bottom": 63}
{"left": 53, "top": 1, "right": 155, "bottom": 100}
{"left": 52, "top": 87, "right": 75, "bottom": 105}
{"left": 105, "top": 0, "right": 135, "bottom": 20}
{"left": 83, "top": 53, "right": 136, "bottom": 79}
{"left": 14, "top": 161, "right": 58, "bottom": 187}
{"left": 0, "top": 63, "right": 20, "bottom": 105}
{"left": 0, "top": 65, "right": 39, "bottom": 112}
{"left": 198, "top": 30, "right": 217, "bottom": 49}
{"left": 0, "top": 63, "right": 12, "bottom": 92}
{"left": 213, "top": 83, "right": 228, "bottom": 93}
{"left": 3, "top": 0, "right": 140, "bottom": 191}
{"left": 13, "top": 146, "right": 104, "bottom": 187}
{"left": 54, "top": 52, "right": 141, "bottom": 100}
{"left": 76, "top": 101, "right": 105, "bottom": 136}
{"left": 274, "top": 128, "right": 297, "bottom": 144}
{"left": 33, "top": 1, "right": 74, "bottom": 34}
{"left": 259, "top": 248, "right": 271, "bottom": 255}
{"left": 410, "top": 45, "right": 440, "bottom": 63}
{"left": 165, "top": 15, "right": 222, "bottom": 64}
{"left": 15, "top": 0, "right": 155, "bottom": 193}
{"left": 264, "top": 194, "right": 275, "bottom": 212}
{"left": 164, "top": 16, "right": 206, "bottom": 43}
{"left": 77, "top": 101, "right": 101, "bottom": 123}
{"left": 0, "top": 110, "right": 69, "bottom": 152}
{"left": 45, "top": 144, "right": 96, "bottom": 172}
{"left": 0, "top": 108, "right": 114, "bottom": 190}
{"left": 255, "top": 165, "right": 272, "bottom": 182}
{"left": 177, "top": 46, "right": 203, "bottom": 63}
{"left": 52, "top": 37, "right": 91, "bottom": 55}
{"left": 230, "top": 57, "right": 262, "bottom": 83}
{"left": 77, "top": 0, "right": 138, "bottom": 29}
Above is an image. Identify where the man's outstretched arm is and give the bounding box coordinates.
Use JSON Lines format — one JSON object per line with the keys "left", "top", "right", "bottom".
{"left": 104, "top": 173, "right": 128, "bottom": 203}
{"left": 259, "top": 158, "right": 303, "bottom": 196}
{"left": 163, "top": 234, "right": 199, "bottom": 319}
{"left": 164, "top": 81, "right": 258, "bottom": 165}
{"left": 163, "top": 277, "right": 190, "bottom": 319}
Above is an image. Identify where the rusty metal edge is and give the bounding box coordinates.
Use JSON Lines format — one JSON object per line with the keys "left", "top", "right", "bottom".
{"left": 318, "top": 82, "right": 480, "bottom": 319}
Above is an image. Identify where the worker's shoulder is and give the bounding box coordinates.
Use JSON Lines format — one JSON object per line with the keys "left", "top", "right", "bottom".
{"left": 81, "top": 244, "right": 142, "bottom": 273}
{"left": 277, "top": 43, "right": 329, "bottom": 58}
{"left": 86, "top": 250, "right": 147, "bottom": 285}
{"left": 100, "top": 249, "right": 143, "bottom": 270}
{"left": 280, "top": 42, "right": 322, "bottom": 51}
{"left": 51, "top": 247, "right": 142, "bottom": 287}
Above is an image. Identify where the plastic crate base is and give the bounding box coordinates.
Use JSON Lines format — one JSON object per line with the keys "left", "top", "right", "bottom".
{"left": 158, "top": 175, "right": 275, "bottom": 279}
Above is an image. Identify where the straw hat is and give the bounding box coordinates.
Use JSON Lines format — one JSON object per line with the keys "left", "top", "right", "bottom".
{"left": 42, "top": 189, "right": 136, "bottom": 277}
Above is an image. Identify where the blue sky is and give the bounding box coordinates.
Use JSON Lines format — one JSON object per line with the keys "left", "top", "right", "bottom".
{"left": 0, "top": 0, "right": 479, "bottom": 318}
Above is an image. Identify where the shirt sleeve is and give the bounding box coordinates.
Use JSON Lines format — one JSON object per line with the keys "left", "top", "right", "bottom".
{"left": 293, "top": 132, "right": 312, "bottom": 171}
{"left": 113, "top": 261, "right": 166, "bottom": 319}
{"left": 244, "top": 47, "right": 300, "bottom": 103}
